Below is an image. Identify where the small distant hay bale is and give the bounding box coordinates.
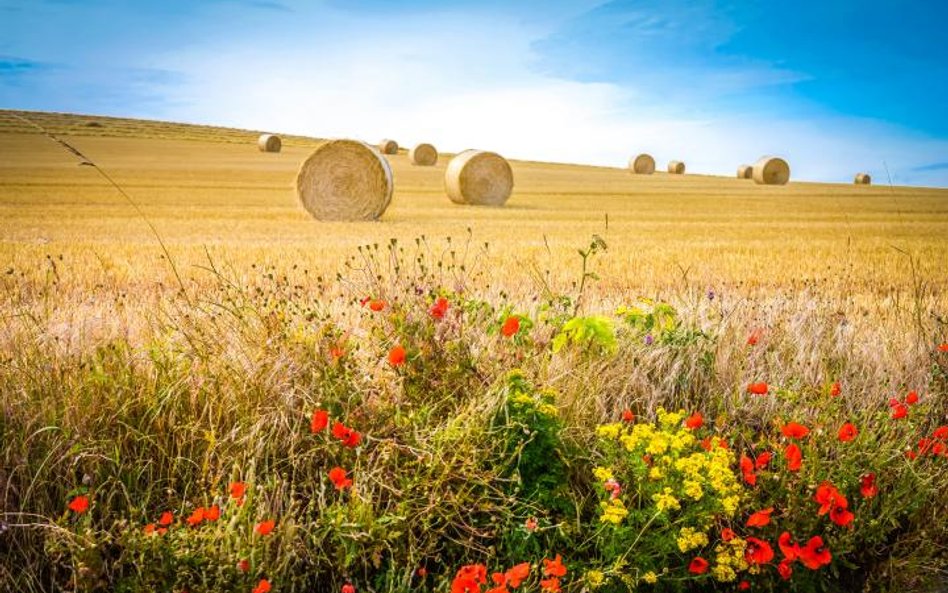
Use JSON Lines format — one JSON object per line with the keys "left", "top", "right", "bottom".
{"left": 296, "top": 140, "right": 393, "bottom": 221}
{"left": 378, "top": 139, "right": 399, "bottom": 155}
{"left": 629, "top": 154, "right": 655, "bottom": 174}
{"left": 752, "top": 156, "right": 790, "bottom": 185}
{"left": 737, "top": 165, "right": 753, "bottom": 179}
{"left": 85, "top": 121, "right": 103, "bottom": 128}
{"left": 409, "top": 143, "right": 438, "bottom": 166}
{"left": 258, "top": 134, "right": 282, "bottom": 153}
{"left": 444, "top": 150, "right": 514, "bottom": 206}
{"left": 667, "top": 160, "right": 685, "bottom": 174}
{"left": 854, "top": 172, "right": 871, "bottom": 185}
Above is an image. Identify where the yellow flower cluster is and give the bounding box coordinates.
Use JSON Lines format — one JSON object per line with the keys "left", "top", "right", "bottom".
{"left": 642, "top": 571, "right": 658, "bottom": 584}
{"left": 651, "top": 487, "right": 681, "bottom": 512}
{"left": 585, "top": 570, "right": 606, "bottom": 589}
{"left": 599, "top": 498, "right": 629, "bottom": 524}
{"left": 676, "top": 527, "right": 709, "bottom": 553}
{"left": 593, "top": 466, "right": 614, "bottom": 482}
{"left": 509, "top": 386, "right": 558, "bottom": 418}
{"left": 711, "top": 537, "right": 749, "bottom": 582}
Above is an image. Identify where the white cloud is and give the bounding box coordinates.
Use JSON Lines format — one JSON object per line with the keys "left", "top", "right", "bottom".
{"left": 144, "top": 3, "right": 948, "bottom": 187}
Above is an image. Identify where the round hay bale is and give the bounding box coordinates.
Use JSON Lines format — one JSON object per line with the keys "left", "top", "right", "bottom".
{"left": 378, "top": 139, "right": 399, "bottom": 155}
{"left": 444, "top": 150, "right": 513, "bottom": 206}
{"left": 737, "top": 165, "right": 753, "bottom": 179}
{"left": 752, "top": 156, "right": 790, "bottom": 185}
{"left": 258, "top": 134, "right": 282, "bottom": 153}
{"left": 667, "top": 160, "right": 685, "bottom": 174}
{"left": 629, "top": 154, "right": 655, "bottom": 174}
{"left": 296, "top": 140, "right": 393, "bottom": 221}
{"left": 409, "top": 143, "right": 438, "bottom": 166}
{"left": 854, "top": 172, "right": 871, "bottom": 185}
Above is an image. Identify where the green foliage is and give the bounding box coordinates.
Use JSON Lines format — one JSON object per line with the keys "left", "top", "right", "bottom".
{"left": 552, "top": 315, "right": 617, "bottom": 355}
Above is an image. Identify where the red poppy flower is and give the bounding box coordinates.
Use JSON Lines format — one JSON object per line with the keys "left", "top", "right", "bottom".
{"left": 230, "top": 481, "right": 247, "bottom": 499}
{"left": 939, "top": 343, "right": 948, "bottom": 353}
{"left": 738, "top": 581, "right": 751, "bottom": 590}
{"left": 368, "top": 299, "right": 386, "bottom": 312}
{"left": 838, "top": 423, "right": 858, "bottom": 442}
{"left": 905, "top": 450, "right": 918, "bottom": 460}
{"left": 253, "top": 579, "right": 272, "bottom": 593}
{"left": 740, "top": 454, "right": 757, "bottom": 485}
{"left": 830, "top": 505, "right": 855, "bottom": 527}
{"left": 525, "top": 517, "right": 538, "bottom": 531}
{"left": 830, "top": 381, "right": 841, "bottom": 397}
{"left": 388, "top": 345, "right": 406, "bottom": 366}
{"left": 68, "top": 495, "right": 89, "bottom": 514}
{"left": 934, "top": 426, "right": 948, "bottom": 440}
{"left": 204, "top": 505, "right": 220, "bottom": 522}
{"left": 721, "top": 527, "right": 736, "bottom": 542}
{"left": 328, "top": 466, "right": 353, "bottom": 490}
{"left": 747, "top": 331, "right": 760, "bottom": 346}
{"left": 505, "top": 562, "right": 530, "bottom": 588}
{"left": 684, "top": 412, "right": 703, "bottom": 429}
{"left": 747, "top": 382, "right": 769, "bottom": 395}
{"left": 889, "top": 399, "right": 908, "bottom": 419}
{"left": 621, "top": 409, "right": 635, "bottom": 423}
{"left": 501, "top": 316, "right": 521, "bottom": 337}
{"left": 430, "top": 297, "right": 449, "bottom": 320}
{"left": 799, "top": 536, "right": 832, "bottom": 569}
{"left": 755, "top": 451, "right": 772, "bottom": 470}
{"left": 777, "top": 560, "right": 793, "bottom": 581}
{"left": 539, "top": 578, "right": 560, "bottom": 593}
{"left": 332, "top": 422, "right": 362, "bottom": 448}
{"left": 905, "top": 391, "right": 919, "bottom": 405}
{"left": 781, "top": 422, "right": 810, "bottom": 439}
{"left": 814, "top": 482, "right": 847, "bottom": 516}
{"left": 311, "top": 409, "right": 329, "bottom": 433}
{"left": 342, "top": 584, "right": 356, "bottom": 593}
{"left": 330, "top": 345, "right": 345, "bottom": 361}
{"left": 452, "top": 565, "right": 487, "bottom": 593}
{"left": 784, "top": 443, "right": 802, "bottom": 472}
{"left": 186, "top": 507, "right": 205, "bottom": 526}
{"left": 238, "top": 559, "right": 250, "bottom": 572}
{"left": 778, "top": 531, "right": 799, "bottom": 561}
{"left": 746, "top": 508, "right": 774, "bottom": 528}
{"left": 143, "top": 523, "right": 156, "bottom": 535}
{"left": 543, "top": 555, "right": 567, "bottom": 578}
{"left": 689, "top": 557, "right": 709, "bottom": 574}
{"left": 158, "top": 511, "right": 173, "bottom": 526}
{"left": 744, "top": 537, "right": 774, "bottom": 565}
{"left": 255, "top": 519, "right": 276, "bottom": 536}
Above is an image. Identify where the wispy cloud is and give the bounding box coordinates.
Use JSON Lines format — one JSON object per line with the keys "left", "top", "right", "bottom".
{"left": 912, "top": 162, "right": 948, "bottom": 172}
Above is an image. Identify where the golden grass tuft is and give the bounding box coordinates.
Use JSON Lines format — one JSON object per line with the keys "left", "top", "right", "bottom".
{"left": 295, "top": 140, "right": 393, "bottom": 221}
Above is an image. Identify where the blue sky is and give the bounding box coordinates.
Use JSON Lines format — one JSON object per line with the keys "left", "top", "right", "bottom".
{"left": 2, "top": 0, "right": 947, "bottom": 186}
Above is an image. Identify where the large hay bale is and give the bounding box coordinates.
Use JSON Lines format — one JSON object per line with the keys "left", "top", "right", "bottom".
{"left": 378, "top": 139, "right": 399, "bottom": 155}
{"left": 444, "top": 150, "right": 513, "bottom": 206}
{"left": 737, "top": 165, "right": 753, "bottom": 179}
{"left": 409, "top": 143, "right": 438, "bottom": 166}
{"left": 296, "top": 140, "right": 393, "bottom": 221}
{"left": 258, "top": 134, "right": 282, "bottom": 153}
{"left": 667, "top": 160, "right": 685, "bottom": 174}
{"left": 752, "top": 156, "right": 790, "bottom": 185}
{"left": 854, "top": 172, "right": 871, "bottom": 185}
{"left": 629, "top": 154, "right": 655, "bottom": 174}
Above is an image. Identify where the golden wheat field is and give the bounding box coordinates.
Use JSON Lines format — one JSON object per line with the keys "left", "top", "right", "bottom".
{"left": 1, "top": 109, "right": 946, "bottom": 301}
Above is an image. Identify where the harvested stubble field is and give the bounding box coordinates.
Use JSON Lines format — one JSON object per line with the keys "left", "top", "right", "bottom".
{"left": 1, "top": 110, "right": 948, "bottom": 593}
